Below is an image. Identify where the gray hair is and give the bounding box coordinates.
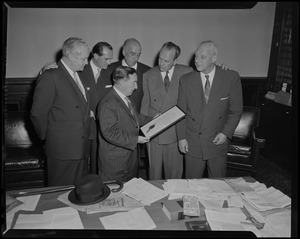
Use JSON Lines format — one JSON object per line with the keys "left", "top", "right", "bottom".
{"left": 199, "top": 40, "right": 218, "bottom": 56}
{"left": 62, "top": 37, "right": 88, "bottom": 57}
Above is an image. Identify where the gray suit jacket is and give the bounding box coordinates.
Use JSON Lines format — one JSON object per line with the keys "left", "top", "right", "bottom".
{"left": 141, "top": 64, "right": 193, "bottom": 144}
{"left": 176, "top": 65, "right": 243, "bottom": 159}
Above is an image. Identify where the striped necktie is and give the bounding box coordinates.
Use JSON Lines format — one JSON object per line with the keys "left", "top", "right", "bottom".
{"left": 125, "top": 97, "right": 135, "bottom": 115}
{"left": 204, "top": 74, "right": 210, "bottom": 103}
{"left": 125, "top": 97, "right": 139, "bottom": 127}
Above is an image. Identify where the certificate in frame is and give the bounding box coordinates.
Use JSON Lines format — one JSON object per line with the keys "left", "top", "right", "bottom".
{"left": 140, "top": 106, "right": 185, "bottom": 139}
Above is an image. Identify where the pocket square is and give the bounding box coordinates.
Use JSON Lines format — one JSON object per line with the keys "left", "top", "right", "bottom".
{"left": 87, "top": 87, "right": 90, "bottom": 90}
{"left": 221, "top": 96, "right": 229, "bottom": 100}
{"left": 105, "top": 85, "right": 112, "bottom": 88}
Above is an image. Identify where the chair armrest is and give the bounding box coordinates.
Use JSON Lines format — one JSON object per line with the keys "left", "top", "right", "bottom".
{"left": 253, "top": 126, "right": 266, "bottom": 148}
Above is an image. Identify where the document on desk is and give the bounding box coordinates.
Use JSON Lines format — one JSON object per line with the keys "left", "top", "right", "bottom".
{"left": 122, "top": 177, "right": 168, "bottom": 205}
{"left": 205, "top": 207, "right": 253, "bottom": 231}
{"left": 17, "top": 194, "right": 40, "bottom": 211}
{"left": 99, "top": 207, "right": 156, "bottom": 230}
{"left": 241, "top": 186, "right": 291, "bottom": 211}
{"left": 140, "top": 106, "right": 185, "bottom": 138}
{"left": 14, "top": 207, "right": 84, "bottom": 229}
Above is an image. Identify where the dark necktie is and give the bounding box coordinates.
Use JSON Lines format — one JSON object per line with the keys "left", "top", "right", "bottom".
{"left": 204, "top": 75, "right": 210, "bottom": 103}
{"left": 164, "top": 70, "right": 170, "bottom": 92}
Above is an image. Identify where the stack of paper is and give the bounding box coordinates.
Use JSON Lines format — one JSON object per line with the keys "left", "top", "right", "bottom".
{"left": 121, "top": 178, "right": 168, "bottom": 205}
{"left": 241, "top": 186, "right": 291, "bottom": 211}
{"left": 162, "top": 179, "right": 237, "bottom": 200}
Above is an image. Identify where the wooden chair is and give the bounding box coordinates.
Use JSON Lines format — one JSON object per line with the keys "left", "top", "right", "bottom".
{"left": 227, "top": 106, "right": 266, "bottom": 177}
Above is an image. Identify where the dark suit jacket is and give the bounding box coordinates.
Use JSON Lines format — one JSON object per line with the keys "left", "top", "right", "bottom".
{"left": 79, "top": 62, "right": 113, "bottom": 139}
{"left": 97, "top": 88, "right": 151, "bottom": 181}
{"left": 30, "top": 60, "right": 91, "bottom": 159}
{"left": 107, "top": 61, "right": 151, "bottom": 112}
{"left": 141, "top": 64, "right": 193, "bottom": 144}
{"left": 176, "top": 65, "right": 243, "bottom": 159}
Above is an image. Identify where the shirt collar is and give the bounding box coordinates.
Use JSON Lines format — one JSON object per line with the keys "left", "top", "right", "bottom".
{"left": 200, "top": 65, "right": 216, "bottom": 82}
{"left": 61, "top": 59, "right": 76, "bottom": 78}
{"left": 113, "top": 86, "right": 129, "bottom": 106}
{"left": 90, "top": 59, "right": 101, "bottom": 76}
{"left": 122, "top": 59, "right": 137, "bottom": 70}
{"left": 161, "top": 65, "right": 175, "bottom": 79}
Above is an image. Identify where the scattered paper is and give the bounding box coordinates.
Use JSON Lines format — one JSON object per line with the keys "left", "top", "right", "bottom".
{"left": 100, "top": 207, "right": 156, "bottom": 230}
{"left": 122, "top": 178, "right": 168, "bottom": 205}
{"left": 14, "top": 207, "right": 84, "bottom": 229}
{"left": 17, "top": 194, "right": 40, "bottom": 211}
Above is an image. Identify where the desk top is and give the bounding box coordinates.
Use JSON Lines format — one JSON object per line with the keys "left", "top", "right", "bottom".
{"left": 4, "top": 177, "right": 288, "bottom": 237}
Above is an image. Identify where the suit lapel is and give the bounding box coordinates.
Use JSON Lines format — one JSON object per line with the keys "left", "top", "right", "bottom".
{"left": 112, "top": 89, "right": 139, "bottom": 126}
{"left": 58, "top": 61, "right": 86, "bottom": 102}
{"left": 153, "top": 67, "right": 166, "bottom": 97}
{"left": 206, "top": 66, "right": 222, "bottom": 107}
{"left": 58, "top": 61, "right": 90, "bottom": 121}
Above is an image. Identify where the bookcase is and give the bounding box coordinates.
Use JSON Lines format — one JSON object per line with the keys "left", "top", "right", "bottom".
{"left": 267, "top": 2, "right": 293, "bottom": 93}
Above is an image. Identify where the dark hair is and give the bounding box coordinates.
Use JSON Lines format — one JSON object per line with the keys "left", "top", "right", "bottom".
{"left": 91, "top": 42, "right": 113, "bottom": 56}
{"left": 161, "top": 41, "right": 181, "bottom": 60}
{"left": 112, "top": 66, "right": 136, "bottom": 84}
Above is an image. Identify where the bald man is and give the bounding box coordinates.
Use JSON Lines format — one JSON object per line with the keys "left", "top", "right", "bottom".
{"left": 107, "top": 38, "right": 151, "bottom": 112}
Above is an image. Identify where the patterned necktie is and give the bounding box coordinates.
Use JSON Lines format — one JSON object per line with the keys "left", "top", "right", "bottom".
{"left": 164, "top": 70, "right": 170, "bottom": 92}
{"left": 95, "top": 68, "right": 101, "bottom": 83}
{"left": 125, "top": 97, "right": 135, "bottom": 115}
{"left": 204, "top": 74, "right": 210, "bottom": 103}
{"left": 73, "top": 72, "right": 87, "bottom": 101}
{"left": 125, "top": 97, "right": 139, "bottom": 127}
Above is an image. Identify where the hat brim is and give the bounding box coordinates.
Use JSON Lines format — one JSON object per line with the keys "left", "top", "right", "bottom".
{"left": 68, "top": 184, "right": 110, "bottom": 205}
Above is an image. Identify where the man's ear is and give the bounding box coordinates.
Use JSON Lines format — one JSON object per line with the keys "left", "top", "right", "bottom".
{"left": 212, "top": 55, "right": 217, "bottom": 64}
{"left": 173, "top": 57, "right": 178, "bottom": 65}
{"left": 93, "top": 53, "right": 99, "bottom": 60}
{"left": 122, "top": 48, "right": 126, "bottom": 57}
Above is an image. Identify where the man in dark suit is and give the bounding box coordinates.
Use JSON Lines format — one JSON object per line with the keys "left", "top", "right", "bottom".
{"left": 97, "top": 66, "right": 152, "bottom": 182}
{"left": 79, "top": 42, "right": 113, "bottom": 174}
{"left": 141, "top": 42, "right": 193, "bottom": 180}
{"left": 176, "top": 40, "right": 243, "bottom": 178}
{"left": 107, "top": 38, "right": 151, "bottom": 113}
{"left": 31, "top": 37, "right": 91, "bottom": 186}
{"left": 38, "top": 42, "right": 114, "bottom": 175}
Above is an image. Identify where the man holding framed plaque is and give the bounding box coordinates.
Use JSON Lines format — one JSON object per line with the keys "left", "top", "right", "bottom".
{"left": 141, "top": 42, "right": 193, "bottom": 180}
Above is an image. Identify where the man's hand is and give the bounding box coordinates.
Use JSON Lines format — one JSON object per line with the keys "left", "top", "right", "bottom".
{"left": 178, "top": 139, "right": 188, "bottom": 154}
{"left": 39, "top": 62, "right": 58, "bottom": 75}
{"left": 138, "top": 136, "right": 150, "bottom": 144}
{"left": 217, "top": 63, "right": 230, "bottom": 70}
{"left": 213, "top": 133, "right": 227, "bottom": 145}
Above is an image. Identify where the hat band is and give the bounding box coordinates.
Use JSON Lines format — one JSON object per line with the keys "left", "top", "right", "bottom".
{"left": 75, "top": 189, "right": 103, "bottom": 203}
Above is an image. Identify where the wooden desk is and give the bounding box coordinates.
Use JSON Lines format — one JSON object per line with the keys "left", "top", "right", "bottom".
{"left": 3, "top": 178, "right": 262, "bottom": 237}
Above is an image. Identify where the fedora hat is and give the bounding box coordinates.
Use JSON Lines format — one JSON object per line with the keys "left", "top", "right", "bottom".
{"left": 68, "top": 174, "right": 110, "bottom": 205}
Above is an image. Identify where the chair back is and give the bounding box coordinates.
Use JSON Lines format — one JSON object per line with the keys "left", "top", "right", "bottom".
{"left": 231, "top": 106, "right": 260, "bottom": 145}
